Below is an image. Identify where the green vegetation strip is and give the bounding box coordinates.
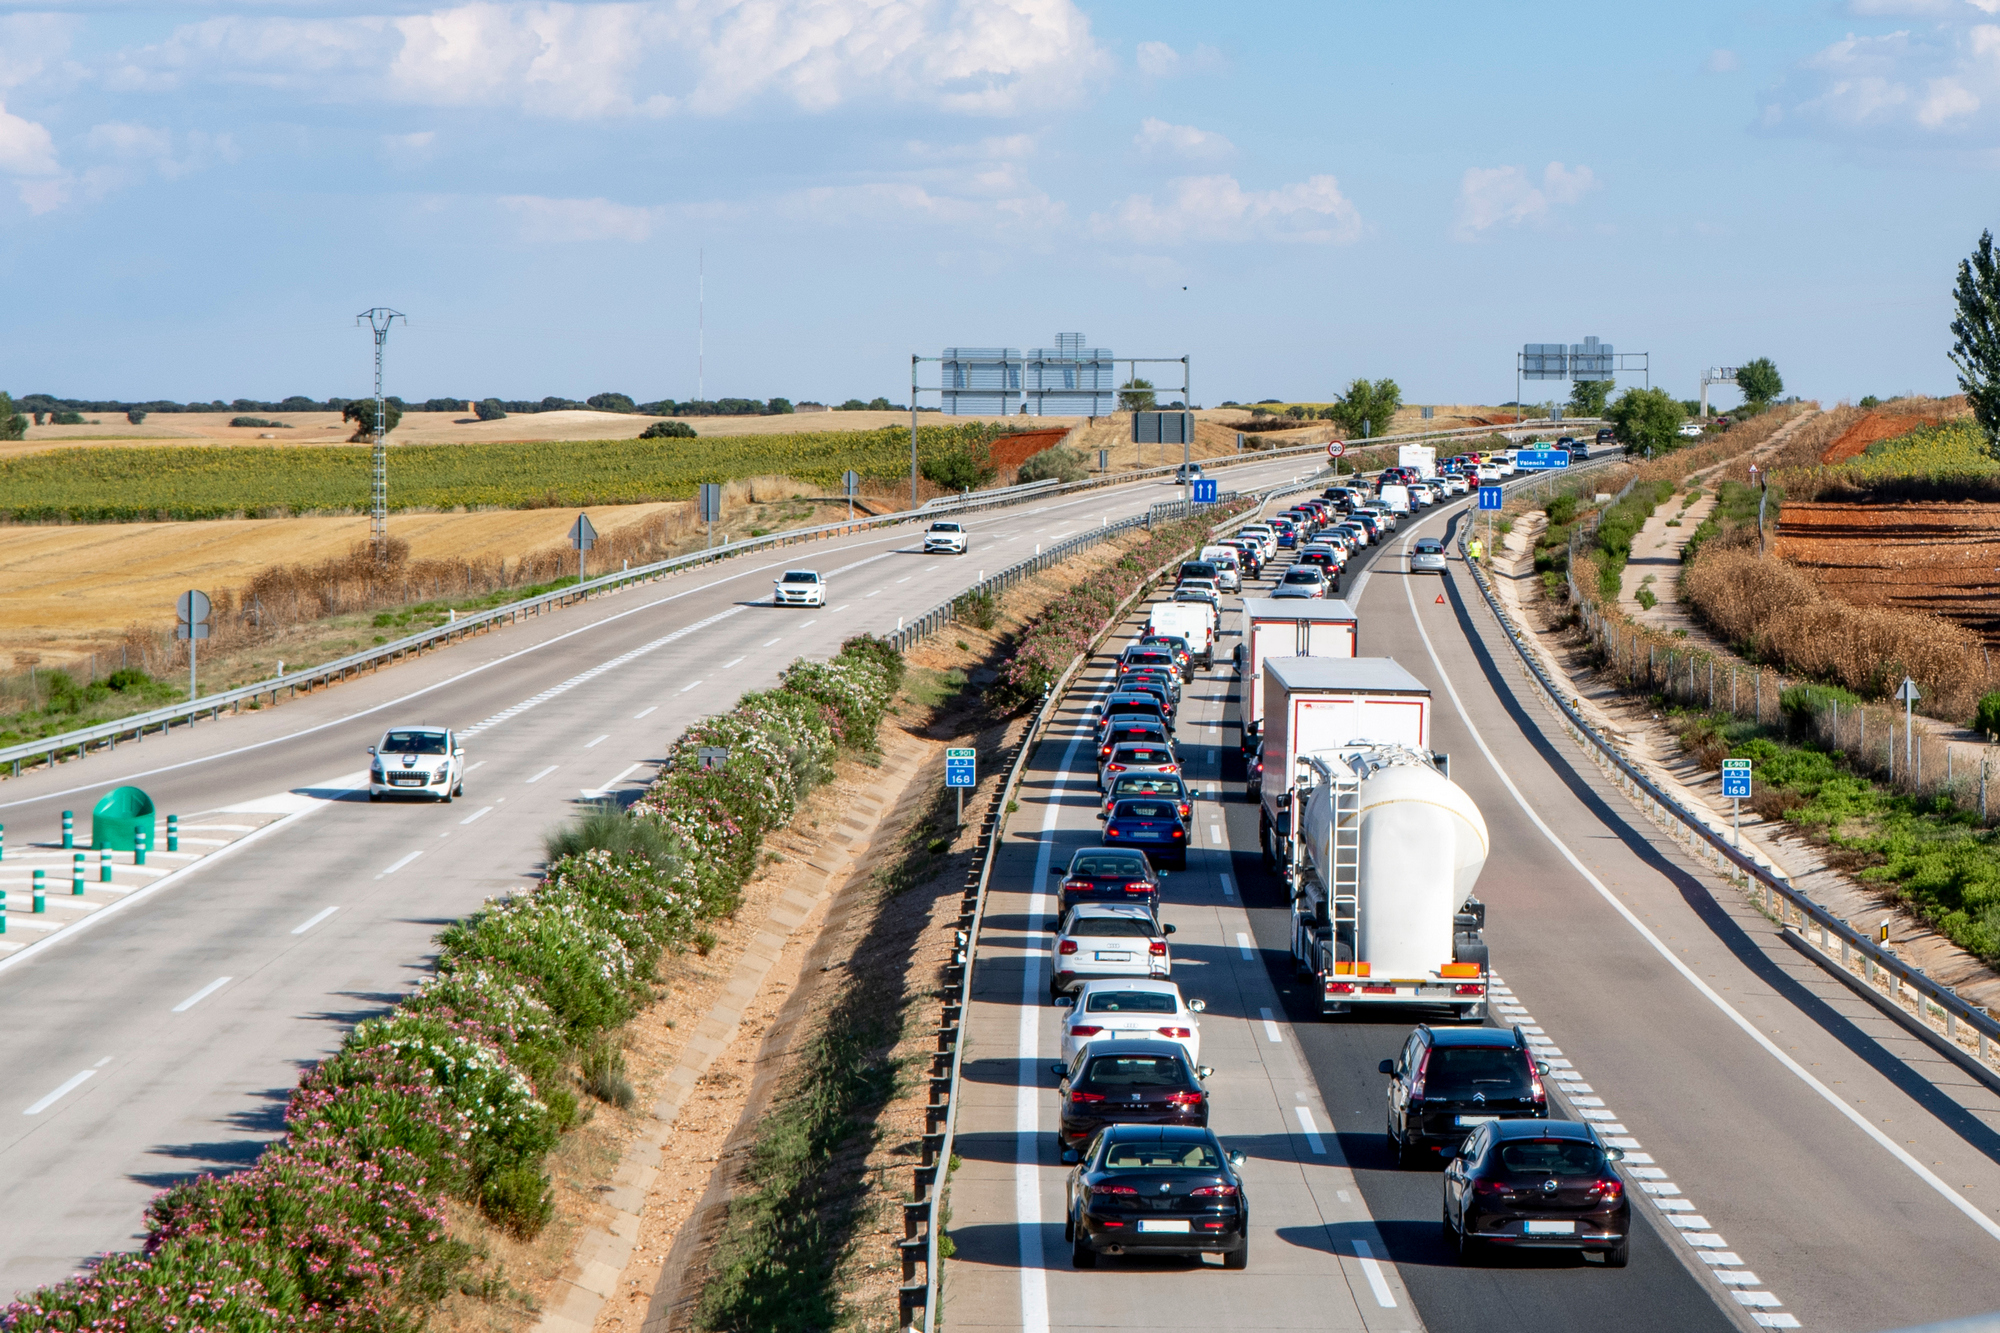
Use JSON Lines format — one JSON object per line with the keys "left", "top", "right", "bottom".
{"left": 0, "top": 423, "right": 1029, "bottom": 522}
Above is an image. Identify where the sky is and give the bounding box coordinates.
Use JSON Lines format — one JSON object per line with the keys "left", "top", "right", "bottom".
{"left": 0, "top": 0, "right": 1994, "bottom": 410}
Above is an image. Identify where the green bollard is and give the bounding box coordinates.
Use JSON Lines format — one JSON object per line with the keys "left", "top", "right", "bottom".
{"left": 0, "top": 822, "right": 6, "bottom": 861}
{"left": 135, "top": 829, "right": 148, "bottom": 867}
{"left": 72, "top": 853, "right": 84, "bottom": 895}
{"left": 167, "top": 814, "right": 179, "bottom": 854}
{"left": 61, "top": 810, "right": 73, "bottom": 850}
{"left": 100, "top": 849, "right": 112, "bottom": 883}
{"left": 1, "top": 885, "right": 7, "bottom": 932}
{"left": 32, "top": 869, "right": 44, "bottom": 909}
{"left": 33, "top": 881, "right": 44, "bottom": 912}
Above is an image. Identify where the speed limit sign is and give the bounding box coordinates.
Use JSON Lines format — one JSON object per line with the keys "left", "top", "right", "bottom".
{"left": 1327, "top": 440, "right": 1347, "bottom": 458}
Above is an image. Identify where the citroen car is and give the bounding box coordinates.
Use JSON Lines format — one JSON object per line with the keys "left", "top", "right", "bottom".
{"left": 1380, "top": 1024, "right": 1549, "bottom": 1166}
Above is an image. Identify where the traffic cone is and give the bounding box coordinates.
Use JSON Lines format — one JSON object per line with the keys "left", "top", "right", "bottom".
{"left": 1435, "top": 592, "right": 1446, "bottom": 604}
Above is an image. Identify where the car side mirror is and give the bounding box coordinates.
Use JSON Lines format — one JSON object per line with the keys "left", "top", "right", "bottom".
{"left": 1378, "top": 1059, "right": 1396, "bottom": 1076}
{"left": 366, "top": 745, "right": 376, "bottom": 755}
{"left": 1051, "top": 869, "right": 1064, "bottom": 879}
{"left": 1228, "top": 1150, "right": 1246, "bottom": 1167}
{"left": 1055, "top": 994, "right": 1075, "bottom": 1008}
{"left": 1603, "top": 1146, "right": 1626, "bottom": 1162}
{"left": 453, "top": 747, "right": 465, "bottom": 757}
{"left": 1197, "top": 1065, "right": 1214, "bottom": 1080}
{"left": 1535, "top": 1061, "right": 1550, "bottom": 1076}
{"left": 1050, "top": 1062, "right": 1067, "bottom": 1077}
{"left": 1163, "top": 923, "right": 1177, "bottom": 935}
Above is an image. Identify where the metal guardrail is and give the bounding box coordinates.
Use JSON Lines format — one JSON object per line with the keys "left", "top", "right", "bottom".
{"left": 1456, "top": 496, "right": 2000, "bottom": 1070}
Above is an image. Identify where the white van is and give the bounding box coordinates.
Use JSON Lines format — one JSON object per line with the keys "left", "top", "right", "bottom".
{"left": 1149, "top": 601, "right": 1217, "bottom": 668}
{"left": 1376, "top": 484, "right": 1411, "bottom": 515}
{"left": 1198, "top": 545, "right": 1242, "bottom": 592}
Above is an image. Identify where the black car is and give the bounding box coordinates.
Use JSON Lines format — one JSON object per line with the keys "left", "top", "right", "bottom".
{"left": 1053, "top": 1038, "right": 1211, "bottom": 1159}
{"left": 1094, "top": 693, "right": 1170, "bottom": 739}
{"left": 1444, "top": 1119, "right": 1630, "bottom": 1266}
{"left": 1053, "top": 848, "right": 1161, "bottom": 917}
{"left": 1065, "top": 1125, "right": 1248, "bottom": 1270}
{"left": 1097, "top": 719, "right": 1172, "bottom": 766}
{"left": 1246, "top": 740, "right": 1264, "bottom": 800}
{"left": 1119, "top": 664, "right": 1182, "bottom": 703}
{"left": 1379, "top": 1024, "right": 1548, "bottom": 1166}
{"left": 1103, "top": 797, "right": 1188, "bottom": 869}
{"left": 1595, "top": 427, "right": 1615, "bottom": 444}
{"left": 1115, "top": 676, "right": 1178, "bottom": 723}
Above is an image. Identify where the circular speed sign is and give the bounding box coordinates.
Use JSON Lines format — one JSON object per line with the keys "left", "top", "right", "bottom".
{"left": 1327, "top": 440, "right": 1347, "bottom": 459}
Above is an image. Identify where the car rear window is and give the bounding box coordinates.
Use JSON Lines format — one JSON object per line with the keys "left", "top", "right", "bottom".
{"left": 1126, "top": 651, "right": 1172, "bottom": 667}
{"left": 1085, "top": 991, "right": 1178, "bottom": 1014}
{"left": 1416, "top": 540, "right": 1443, "bottom": 553}
{"left": 1496, "top": 1140, "right": 1605, "bottom": 1178}
{"left": 1282, "top": 569, "right": 1321, "bottom": 583}
{"left": 1114, "top": 801, "right": 1176, "bottom": 818}
{"left": 1107, "top": 726, "right": 1165, "bottom": 746}
{"left": 1070, "top": 916, "right": 1156, "bottom": 938}
{"left": 1113, "top": 746, "right": 1170, "bottom": 762}
{"left": 1179, "top": 562, "right": 1218, "bottom": 580}
{"left": 1104, "top": 1141, "right": 1220, "bottom": 1170}
{"left": 1072, "top": 854, "right": 1149, "bottom": 878}
{"left": 382, "top": 731, "right": 448, "bottom": 754}
{"left": 1082, "top": 1054, "right": 1185, "bottom": 1088}
{"left": 1112, "top": 778, "right": 1184, "bottom": 799}
{"left": 1426, "top": 1046, "right": 1531, "bottom": 1096}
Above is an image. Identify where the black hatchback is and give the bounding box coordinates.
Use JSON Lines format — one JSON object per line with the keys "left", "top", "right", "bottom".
{"left": 1065, "top": 1125, "right": 1248, "bottom": 1270}
{"left": 1053, "top": 848, "right": 1161, "bottom": 917}
{"left": 1380, "top": 1025, "right": 1548, "bottom": 1166}
{"left": 1053, "top": 1039, "right": 1211, "bottom": 1159}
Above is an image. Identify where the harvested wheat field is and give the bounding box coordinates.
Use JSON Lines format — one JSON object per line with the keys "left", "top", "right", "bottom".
{"left": 1775, "top": 500, "right": 2000, "bottom": 641}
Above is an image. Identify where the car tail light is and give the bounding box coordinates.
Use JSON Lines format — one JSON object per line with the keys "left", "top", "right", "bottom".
{"left": 1526, "top": 1050, "right": 1547, "bottom": 1105}
{"left": 1178, "top": 803, "right": 1191, "bottom": 818}
{"left": 1190, "top": 1184, "right": 1237, "bottom": 1196}
{"left": 1454, "top": 983, "right": 1484, "bottom": 995}
{"left": 1059, "top": 940, "right": 1078, "bottom": 955}
{"left": 1107, "top": 763, "right": 1127, "bottom": 773}
{"left": 1092, "top": 1183, "right": 1138, "bottom": 1196}
{"left": 1161, "top": 764, "right": 1178, "bottom": 773}
{"left": 1064, "top": 879, "right": 1090, "bottom": 893}
{"left": 1472, "top": 1179, "right": 1507, "bottom": 1196}
{"left": 1590, "top": 1178, "right": 1623, "bottom": 1201}
{"left": 1070, "top": 1091, "right": 1105, "bottom": 1103}
{"left": 1157, "top": 1026, "right": 1192, "bottom": 1038}
{"left": 1100, "top": 744, "right": 1114, "bottom": 758}
{"left": 1149, "top": 941, "right": 1168, "bottom": 956}
{"left": 1105, "top": 828, "right": 1119, "bottom": 838}
{"left": 1171, "top": 828, "right": 1185, "bottom": 839}
{"left": 1166, "top": 1091, "right": 1204, "bottom": 1106}
{"left": 1068, "top": 1025, "right": 1103, "bottom": 1037}
{"left": 1411, "top": 1047, "right": 1431, "bottom": 1099}
{"left": 1326, "top": 982, "right": 1355, "bottom": 995}
{"left": 1124, "top": 882, "right": 1152, "bottom": 894}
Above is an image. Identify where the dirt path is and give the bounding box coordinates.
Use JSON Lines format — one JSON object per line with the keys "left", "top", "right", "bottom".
{"left": 1618, "top": 487, "right": 1715, "bottom": 630}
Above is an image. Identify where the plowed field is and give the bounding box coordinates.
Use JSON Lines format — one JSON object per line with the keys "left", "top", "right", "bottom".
{"left": 1818, "top": 407, "right": 1953, "bottom": 464}
{"left": 1774, "top": 500, "right": 2000, "bottom": 640}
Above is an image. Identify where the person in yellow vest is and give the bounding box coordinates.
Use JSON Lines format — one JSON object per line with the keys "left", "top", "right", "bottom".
{"left": 1468, "top": 536, "right": 1484, "bottom": 562}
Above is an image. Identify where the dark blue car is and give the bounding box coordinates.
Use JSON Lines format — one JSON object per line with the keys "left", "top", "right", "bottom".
{"left": 1103, "top": 798, "right": 1188, "bottom": 870}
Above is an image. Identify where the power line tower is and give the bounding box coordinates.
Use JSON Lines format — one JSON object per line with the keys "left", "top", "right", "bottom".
{"left": 357, "top": 307, "right": 405, "bottom": 562}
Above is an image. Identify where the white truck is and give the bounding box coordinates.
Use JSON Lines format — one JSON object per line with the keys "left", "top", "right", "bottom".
{"left": 1256, "top": 657, "right": 1490, "bottom": 1020}
{"left": 1148, "top": 599, "right": 1217, "bottom": 668}
{"left": 1238, "top": 597, "right": 1358, "bottom": 756}
{"left": 1397, "top": 444, "right": 1437, "bottom": 479}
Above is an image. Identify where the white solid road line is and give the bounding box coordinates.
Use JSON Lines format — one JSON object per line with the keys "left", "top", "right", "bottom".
{"left": 800, "top": 620, "right": 816, "bottom": 629}
{"left": 1293, "top": 1104, "right": 1327, "bottom": 1154}
{"left": 290, "top": 906, "right": 339, "bottom": 935}
{"left": 171, "top": 977, "right": 232, "bottom": 1013}
{"left": 1258, "top": 1006, "right": 1283, "bottom": 1043}
{"left": 585, "top": 734, "right": 608, "bottom": 748}
{"left": 1219, "top": 873, "right": 1235, "bottom": 899}
{"left": 525, "top": 765, "right": 558, "bottom": 783}
{"left": 1235, "top": 931, "right": 1254, "bottom": 960}
{"left": 1403, "top": 540, "right": 2000, "bottom": 1249}
{"left": 459, "top": 806, "right": 494, "bottom": 826}
{"left": 1349, "top": 1239, "right": 1397, "bottom": 1308}
{"left": 381, "top": 850, "right": 423, "bottom": 875}
{"left": 633, "top": 705, "right": 658, "bottom": 719}
{"left": 24, "top": 1070, "right": 95, "bottom": 1116}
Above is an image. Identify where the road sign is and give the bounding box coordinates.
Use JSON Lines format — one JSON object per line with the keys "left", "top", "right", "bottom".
{"left": 173, "top": 623, "right": 211, "bottom": 641}
{"left": 699, "top": 483, "right": 723, "bottom": 524}
{"left": 1327, "top": 440, "right": 1347, "bottom": 458}
{"left": 1478, "top": 486, "right": 1504, "bottom": 511}
{"left": 1894, "top": 677, "right": 1921, "bottom": 704}
{"left": 568, "top": 513, "right": 597, "bottom": 551}
{"left": 945, "top": 747, "right": 977, "bottom": 789}
{"left": 1191, "top": 479, "right": 1218, "bottom": 504}
{"left": 1513, "top": 448, "right": 1571, "bottom": 470}
{"left": 1721, "top": 759, "right": 1752, "bottom": 800}
{"left": 176, "top": 590, "right": 210, "bottom": 626}
{"left": 842, "top": 470, "right": 860, "bottom": 497}
{"left": 697, "top": 746, "right": 730, "bottom": 770}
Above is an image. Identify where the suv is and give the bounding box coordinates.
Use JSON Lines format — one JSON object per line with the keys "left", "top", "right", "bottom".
{"left": 1049, "top": 904, "right": 1174, "bottom": 996}
{"left": 369, "top": 726, "right": 465, "bottom": 803}
{"left": 923, "top": 521, "right": 969, "bottom": 554}
{"left": 1379, "top": 1025, "right": 1549, "bottom": 1167}
{"left": 1595, "top": 427, "right": 1615, "bottom": 445}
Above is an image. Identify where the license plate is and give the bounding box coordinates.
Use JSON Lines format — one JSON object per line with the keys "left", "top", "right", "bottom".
{"left": 1455, "top": 1115, "right": 1498, "bottom": 1127}
{"left": 1417, "top": 984, "right": 1451, "bottom": 996}
{"left": 1138, "top": 1219, "right": 1190, "bottom": 1233}
{"left": 391, "top": 776, "right": 423, "bottom": 785}
{"left": 1095, "top": 952, "right": 1132, "bottom": 962}
{"left": 1525, "top": 1220, "right": 1576, "bottom": 1235}
{"left": 1132, "top": 831, "right": 1161, "bottom": 840}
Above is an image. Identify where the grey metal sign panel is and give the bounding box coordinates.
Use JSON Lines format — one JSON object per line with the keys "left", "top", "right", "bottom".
{"left": 569, "top": 513, "right": 598, "bottom": 550}
{"left": 176, "top": 590, "right": 211, "bottom": 625}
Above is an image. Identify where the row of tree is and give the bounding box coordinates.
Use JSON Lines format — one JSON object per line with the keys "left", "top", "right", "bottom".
{"left": 0, "top": 393, "right": 816, "bottom": 418}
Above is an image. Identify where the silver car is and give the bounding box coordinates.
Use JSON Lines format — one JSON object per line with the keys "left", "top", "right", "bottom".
{"left": 1272, "top": 566, "right": 1327, "bottom": 599}
{"left": 369, "top": 726, "right": 464, "bottom": 803}
{"left": 1410, "top": 537, "right": 1448, "bottom": 574}
{"left": 1050, "top": 904, "right": 1174, "bottom": 996}
{"left": 1100, "top": 740, "right": 1182, "bottom": 792}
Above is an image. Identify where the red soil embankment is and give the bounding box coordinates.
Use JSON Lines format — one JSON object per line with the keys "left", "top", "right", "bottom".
{"left": 1775, "top": 500, "right": 2000, "bottom": 642}
{"left": 988, "top": 429, "right": 1069, "bottom": 468}
{"left": 1819, "top": 410, "right": 1947, "bottom": 464}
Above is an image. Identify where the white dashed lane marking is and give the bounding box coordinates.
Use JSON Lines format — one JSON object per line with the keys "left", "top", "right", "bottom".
{"left": 291, "top": 906, "right": 339, "bottom": 935}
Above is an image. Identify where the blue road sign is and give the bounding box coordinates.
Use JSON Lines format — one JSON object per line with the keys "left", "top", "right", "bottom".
{"left": 1191, "top": 478, "right": 1219, "bottom": 503}
{"left": 1514, "top": 448, "right": 1571, "bottom": 470}
{"left": 1721, "top": 758, "right": 1751, "bottom": 799}
{"left": 945, "top": 746, "right": 977, "bottom": 789}
{"left": 1478, "top": 486, "right": 1504, "bottom": 511}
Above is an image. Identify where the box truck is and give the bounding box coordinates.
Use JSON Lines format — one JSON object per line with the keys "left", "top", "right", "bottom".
{"left": 1397, "top": 444, "right": 1437, "bottom": 478}
{"left": 1238, "top": 598, "right": 1358, "bottom": 758}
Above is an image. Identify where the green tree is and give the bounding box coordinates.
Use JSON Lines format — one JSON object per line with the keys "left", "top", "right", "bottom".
{"left": 343, "top": 399, "right": 404, "bottom": 438}
{"left": 765, "top": 397, "right": 794, "bottom": 414}
{"left": 1118, "top": 377, "right": 1157, "bottom": 412}
{"left": 1952, "top": 230, "right": 2000, "bottom": 454}
{"left": 638, "top": 421, "right": 696, "bottom": 439}
{"left": 473, "top": 399, "right": 508, "bottom": 421}
{"left": 1735, "top": 357, "right": 1783, "bottom": 408}
{"left": 920, "top": 437, "right": 997, "bottom": 491}
{"left": 1014, "top": 444, "right": 1087, "bottom": 484}
{"left": 1568, "top": 378, "right": 1611, "bottom": 417}
{"left": 1607, "top": 386, "right": 1683, "bottom": 454}
{"left": 1329, "top": 377, "right": 1402, "bottom": 438}
{"left": 587, "top": 392, "right": 636, "bottom": 413}
{"left": 0, "top": 393, "right": 22, "bottom": 440}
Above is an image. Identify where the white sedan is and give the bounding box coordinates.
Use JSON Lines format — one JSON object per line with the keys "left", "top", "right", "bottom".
{"left": 773, "top": 569, "right": 826, "bottom": 606}
{"left": 923, "top": 521, "right": 970, "bottom": 554}
{"left": 1057, "top": 978, "right": 1206, "bottom": 1068}
{"left": 368, "top": 726, "right": 464, "bottom": 803}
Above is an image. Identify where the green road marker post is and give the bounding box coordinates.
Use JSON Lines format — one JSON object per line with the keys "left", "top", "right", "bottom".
{"left": 61, "top": 810, "right": 73, "bottom": 849}
{"left": 72, "top": 853, "right": 84, "bottom": 895}
{"left": 100, "top": 850, "right": 112, "bottom": 883}
{"left": 135, "top": 829, "right": 148, "bottom": 867}
{"left": 167, "top": 815, "right": 179, "bottom": 853}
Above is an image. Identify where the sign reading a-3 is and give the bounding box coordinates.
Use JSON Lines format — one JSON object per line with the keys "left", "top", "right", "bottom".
{"left": 945, "top": 747, "right": 977, "bottom": 789}
{"left": 1721, "top": 758, "right": 1752, "bottom": 799}
{"left": 1513, "top": 449, "right": 1571, "bottom": 470}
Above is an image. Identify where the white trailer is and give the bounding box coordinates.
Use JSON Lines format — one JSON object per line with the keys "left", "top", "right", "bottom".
{"left": 1239, "top": 598, "right": 1358, "bottom": 752}
{"left": 1257, "top": 657, "right": 1431, "bottom": 836}
{"left": 1397, "top": 444, "right": 1437, "bottom": 478}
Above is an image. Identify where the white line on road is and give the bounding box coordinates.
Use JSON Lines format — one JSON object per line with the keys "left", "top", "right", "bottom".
{"left": 583, "top": 763, "right": 642, "bottom": 796}
{"left": 723, "top": 657, "right": 745, "bottom": 668}
{"left": 1235, "top": 931, "right": 1255, "bottom": 960}
{"left": 678, "top": 680, "right": 704, "bottom": 693}
{"left": 1209, "top": 825, "right": 1223, "bottom": 845}
{"left": 1349, "top": 1239, "right": 1396, "bottom": 1308}
{"left": 634, "top": 705, "right": 657, "bottom": 718}
{"left": 585, "top": 734, "right": 608, "bottom": 748}
{"left": 459, "top": 806, "right": 493, "bottom": 825}
{"left": 831, "top": 604, "right": 850, "bottom": 612}
{"left": 864, "top": 589, "right": 882, "bottom": 598}
{"left": 172, "top": 976, "right": 232, "bottom": 1013}
{"left": 1220, "top": 873, "right": 1235, "bottom": 898}
{"left": 291, "top": 906, "right": 339, "bottom": 935}
{"left": 462, "top": 761, "right": 485, "bottom": 774}
{"left": 24, "top": 1070, "right": 95, "bottom": 1116}
{"left": 1294, "top": 1105, "right": 1326, "bottom": 1154}
{"left": 763, "top": 637, "right": 782, "bottom": 647}
{"left": 1258, "top": 1007, "right": 1283, "bottom": 1043}
{"left": 525, "top": 765, "right": 557, "bottom": 784}
{"left": 381, "top": 850, "right": 423, "bottom": 875}
{"left": 800, "top": 620, "right": 816, "bottom": 628}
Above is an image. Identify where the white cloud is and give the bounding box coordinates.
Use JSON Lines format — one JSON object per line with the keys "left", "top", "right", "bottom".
{"left": 1136, "top": 40, "right": 1180, "bottom": 77}
{"left": 1095, "top": 173, "right": 1361, "bottom": 246}
{"left": 1706, "top": 48, "right": 1740, "bottom": 73}
{"left": 0, "top": 102, "right": 59, "bottom": 176}
{"left": 1769, "top": 17, "right": 2000, "bottom": 143}
{"left": 1454, "top": 161, "right": 1598, "bottom": 238}
{"left": 502, "top": 194, "right": 663, "bottom": 241}
{"left": 382, "top": 130, "right": 438, "bottom": 168}
{"left": 1134, "top": 117, "right": 1234, "bottom": 160}
{"left": 110, "top": 0, "right": 1106, "bottom": 121}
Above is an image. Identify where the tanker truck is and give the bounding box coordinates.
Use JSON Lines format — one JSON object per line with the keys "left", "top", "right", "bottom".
{"left": 1256, "top": 657, "right": 1491, "bottom": 1020}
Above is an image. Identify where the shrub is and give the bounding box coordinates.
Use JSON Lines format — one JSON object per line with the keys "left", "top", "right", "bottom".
{"left": 480, "top": 1163, "right": 555, "bottom": 1237}
{"left": 1976, "top": 691, "right": 2000, "bottom": 737}
{"left": 545, "top": 800, "right": 680, "bottom": 864}
{"left": 1546, "top": 493, "right": 1577, "bottom": 526}
{"left": 957, "top": 588, "right": 999, "bottom": 630}
{"left": 587, "top": 392, "right": 637, "bottom": 413}
{"left": 920, "top": 436, "right": 998, "bottom": 491}
{"left": 1781, "top": 682, "right": 1863, "bottom": 724}
{"left": 640, "top": 420, "right": 697, "bottom": 439}
{"left": 230, "top": 416, "right": 288, "bottom": 428}
{"left": 1016, "top": 445, "right": 1087, "bottom": 484}
{"left": 105, "top": 667, "right": 151, "bottom": 692}
{"left": 474, "top": 399, "right": 508, "bottom": 421}
{"left": 581, "top": 1043, "right": 637, "bottom": 1109}
{"left": 126, "top": 409, "right": 147, "bottom": 425}
{"left": 51, "top": 410, "right": 84, "bottom": 425}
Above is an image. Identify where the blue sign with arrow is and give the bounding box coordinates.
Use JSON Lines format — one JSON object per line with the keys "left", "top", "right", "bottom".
{"left": 1191, "top": 478, "right": 1218, "bottom": 503}
{"left": 1477, "top": 485, "right": 1504, "bottom": 511}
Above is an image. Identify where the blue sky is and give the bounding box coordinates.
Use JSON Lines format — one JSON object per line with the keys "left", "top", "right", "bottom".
{"left": 0, "top": 0, "right": 1993, "bottom": 408}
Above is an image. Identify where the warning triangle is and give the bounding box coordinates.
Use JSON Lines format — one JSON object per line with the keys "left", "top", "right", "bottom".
{"left": 1435, "top": 592, "right": 1446, "bottom": 604}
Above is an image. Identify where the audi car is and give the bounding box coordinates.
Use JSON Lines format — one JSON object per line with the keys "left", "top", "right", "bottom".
{"left": 1052, "top": 848, "right": 1162, "bottom": 918}
{"left": 1049, "top": 904, "right": 1175, "bottom": 996}
{"left": 1057, "top": 979, "right": 1206, "bottom": 1067}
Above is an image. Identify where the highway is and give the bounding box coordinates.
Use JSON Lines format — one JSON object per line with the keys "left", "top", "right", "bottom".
{"left": 0, "top": 452, "right": 1325, "bottom": 1300}
{"left": 948, "top": 475, "right": 2000, "bottom": 1333}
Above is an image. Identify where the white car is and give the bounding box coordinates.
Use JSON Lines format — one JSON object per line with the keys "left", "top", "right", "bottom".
{"left": 773, "top": 569, "right": 826, "bottom": 606}
{"left": 368, "top": 726, "right": 464, "bottom": 803}
{"left": 923, "top": 521, "right": 969, "bottom": 554}
{"left": 1051, "top": 904, "right": 1175, "bottom": 996}
{"left": 1475, "top": 463, "right": 1502, "bottom": 483}
{"left": 1678, "top": 422, "right": 1704, "bottom": 438}
{"left": 1057, "top": 978, "right": 1206, "bottom": 1068}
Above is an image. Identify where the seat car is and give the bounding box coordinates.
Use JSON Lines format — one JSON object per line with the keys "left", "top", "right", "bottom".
{"left": 1410, "top": 538, "right": 1448, "bottom": 574}
{"left": 1102, "top": 796, "right": 1189, "bottom": 868}
{"left": 1050, "top": 904, "right": 1175, "bottom": 996}
{"left": 1443, "top": 1119, "right": 1629, "bottom": 1267}
{"left": 1065, "top": 1125, "right": 1247, "bottom": 1270}
{"left": 1058, "top": 979, "right": 1206, "bottom": 1067}
{"left": 923, "top": 521, "right": 969, "bottom": 554}
{"left": 1053, "top": 1039, "right": 1211, "bottom": 1160}
{"left": 1272, "top": 566, "right": 1327, "bottom": 599}
{"left": 1380, "top": 1024, "right": 1549, "bottom": 1166}
{"left": 1100, "top": 773, "right": 1192, "bottom": 821}
{"left": 772, "top": 569, "right": 826, "bottom": 606}
{"left": 1053, "top": 848, "right": 1161, "bottom": 917}
{"left": 1099, "top": 741, "right": 1181, "bottom": 793}
{"left": 368, "top": 726, "right": 465, "bottom": 802}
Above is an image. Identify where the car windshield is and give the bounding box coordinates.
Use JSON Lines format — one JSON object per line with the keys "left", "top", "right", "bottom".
{"left": 780, "top": 572, "right": 819, "bottom": 583}
{"left": 1072, "top": 854, "right": 1149, "bottom": 878}
{"left": 382, "top": 730, "right": 448, "bottom": 754}
{"left": 1114, "top": 801, "right": 1176, "bottom": 819}
{"left": 1282, "top": 569, "right": 1322, "bottom": 584}
{"left": 1085, "top": 991, "right": 1178, "bottom": 1014}
{"left": 929, "top": 523, "right": 960, "bottom": 532}
{"left": 1103, "top": 1141, "right": 1221, "bottom": 1170}
{"left": 1426, "top": 1046, "right": 1531, "bottom": 1096}
{"left": 1496, "top": 1140, "right": 1606, "bottom": 1178}
{"left": 1070, "top": 916, "right": 1157, "bottom": 938}
{"left": 1082, "top": 1054, "right": 1184, "bottom": 1088}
